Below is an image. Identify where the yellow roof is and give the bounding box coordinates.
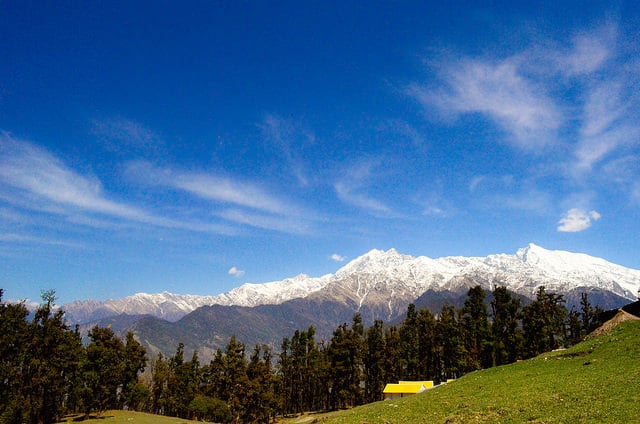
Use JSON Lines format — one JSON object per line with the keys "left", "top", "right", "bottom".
{"left": 383, "top": 383, "right": 425, "bottom": 394}
{"left": 399, "top": 380, "right": 433, "bottom": 388}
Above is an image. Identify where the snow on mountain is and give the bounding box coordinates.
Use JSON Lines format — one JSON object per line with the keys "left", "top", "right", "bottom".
{"left": 62, "top": 244, "right": 640, "bottom": 324}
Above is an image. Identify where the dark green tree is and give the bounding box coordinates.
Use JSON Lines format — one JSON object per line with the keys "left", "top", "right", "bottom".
{"left": 121, "top": 332, "right": 147, "bottom": 410}
{"left": 244, "top": 345, "right": 278, "bottom": 423}
{"left": 188, "top": 395, "right": 231, "bottom": 423}
{"left": 363, "top": 320, "right": 386, "bottom": 403}
{"left": 435, "top": 304, "right": 467, "bottom": 381}
{"left": 221, "top": 336, "right": 249, "bottom": 423}
{"left": 382, "top": 326, "right": 401, "bottom": 385}
{"left": 327, "top": 314, "right": 364, "bottom": 409}
{"left": 490, "top": 286, "right": 523, "bottom": 365}
{"left": 399, "top": 304, "right": 420, "bottom": 379}
{"left": 522, "top": 287, "right": 567, "bottom": 357}
{"left": 25, "top": 290, "right": 83, "bottom": 424}
{"left": 82, "top": 326, "right": 126, "bottom": 414}
{"left": 150, "top": 353, "right": 170, "bottom": 415}
{"left": 0, "top": 289, "right": 31, "bottom": 423}
{"left": 460, "top": 286, "right": 493, "bottom": 370}
{"left": 416, "top": 308, "right": 438, "bottom": 380}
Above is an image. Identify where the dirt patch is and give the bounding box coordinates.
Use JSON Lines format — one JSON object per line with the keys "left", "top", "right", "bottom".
{"left": 588, "top": 310, "right": 640, "bottom": 338}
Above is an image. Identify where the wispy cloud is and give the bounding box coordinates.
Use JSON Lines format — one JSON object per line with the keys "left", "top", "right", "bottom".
{"left": 0, "top": 233, "right": 82, "bottom": 248}
{"left": 216, "top": 208, "right": 312, "bottom": 234}
{"left": 0, "top": 133, "right": 146, "bottom": 219}
{"left": 407, "top": 57, "right": 561, "bottom": 150}
{"left": 0, "top": 133, "right": 232, "bottom": 234}
{"left": 334, "top": 160, "right": 390, "bottom": 215}
{"left": 410, "top": 20, "right": 640, "bottom": 210}
{"left": 228, "top": 266, "right": 245, "bottom": 278}
{"left": 553, "top": 25, "right": 616, "bottom": 76}
{"left": 260, "top": 113, "right": 315, "bottom": 186}
{"left": 91, "top": 117, "right": 164, "bottom": 155}
{"left": 126, "top": 160, "right": 288, "bottom": 215}
{"left": 557, "top": 208, "right": 601, "bottom": 232}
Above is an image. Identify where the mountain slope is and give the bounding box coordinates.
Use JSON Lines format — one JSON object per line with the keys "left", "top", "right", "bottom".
{"left": 310, "top": 319, "right": 640, "bottom": 423}
{"left": 63, "top": 243, "right": 640, "bottom": 325}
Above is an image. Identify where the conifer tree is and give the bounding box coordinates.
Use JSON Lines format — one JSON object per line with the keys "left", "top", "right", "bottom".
{"left": 522, "top": 287, "right": 567, "bottom": 357}
{"left": 121, "top": 332, "right": 147, "bottom": 411}
{"left": 150, "top": 353, "right": 170, "bottom": 415}
{"left": 461, "top": 286, "right": 493, "bottom": 370}
{"left": 245, "top": 345, "right": 278, "bottom": 423}
{"left": 382, "top": 326, "right": 401, "bottom": 385}
{"left": 490, "top": 286, "right": 523, "bottom": 365}
{"left": 364, "top": 320, "right": 386, "bottom": 402}
{"left": 436, "top": 304, "right": 467, "bottom": 381}
{"left": 82, "top": 326, "right": 126, "bottom": 414}
{"left": 27, "top": 291, "right": 83, "bottom": 423}
{"left": 399, "top": 304, "right": 420, "bottom": 379}
{"left": 327, "top": 314, "right": 364, "bottom": 409}
{"left": 0, "top": 289, "right": 31, "bottom": 423}
{"left": 416, "top": 308, "right": 438, "bottom": 380}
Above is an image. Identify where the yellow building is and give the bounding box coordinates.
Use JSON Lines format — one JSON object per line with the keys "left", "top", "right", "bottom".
{"left": 383, "top": 381, "right": 433, "bottom": 400}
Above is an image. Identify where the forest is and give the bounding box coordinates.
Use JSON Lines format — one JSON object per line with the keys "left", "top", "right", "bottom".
{"left": 0, "top": 285, "right": 604, "bottom": 424}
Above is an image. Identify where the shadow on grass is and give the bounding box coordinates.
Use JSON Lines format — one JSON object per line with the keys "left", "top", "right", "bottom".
{"left": 59, "top": 413, "right": 114, "bottom": 422}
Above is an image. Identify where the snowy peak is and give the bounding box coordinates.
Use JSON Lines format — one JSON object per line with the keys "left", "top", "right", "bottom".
{"left": 62, "top": 244, "right": 640, "bottom": 325}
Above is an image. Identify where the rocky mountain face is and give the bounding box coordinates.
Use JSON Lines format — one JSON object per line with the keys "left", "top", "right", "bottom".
{"left": 63, "top": 244, "right": 640, "bottom": 358}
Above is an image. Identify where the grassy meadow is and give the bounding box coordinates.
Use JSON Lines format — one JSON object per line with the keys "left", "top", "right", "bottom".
{"left": 287, "top": 319, "right": 640, "bottom": 423}
{"left": 58, "top": 410, "right": 199, "bottom": 424}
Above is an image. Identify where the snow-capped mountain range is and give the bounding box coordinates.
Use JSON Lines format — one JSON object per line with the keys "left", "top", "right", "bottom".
{"left": 63, "top": 243, "right": 640, "bottom": 324}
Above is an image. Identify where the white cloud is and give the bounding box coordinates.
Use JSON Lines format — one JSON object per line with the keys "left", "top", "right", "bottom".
{"left": 91, "top": 117, "right": 163, "bottom": 154}
{"left": 228, "top": 266, "right": 245, "bottom": 278}
{"left": 557, "top": 208, "right": 601, "bottom": 232}
{"left": 0, "top": 134, "right": 146, "bottom": 219}
{"left": 216, "top": 208, "right": 312, "bottom": 235}
{"left": 0, "top": 134, "right": 233, "bottom": 234}
{"left": 574, "top": 80, "right": 639, "bottom": 173}
{"left": 334, "top": 160, "right": 390, "bottom": 215}
{"left": 407, "top": 57, "right": 561, "bottom": 150}
{"left": 555, "top": 25, "right": 616, "bottom": 76}
{"left": 0, "top": 233, "right": 81, "bottom": 248}
{"left": 330, "top": 253, "right": 346, "bottom": 262}
{"left": 260, "top": 113, "right": 315, "bottom": 186}
{"left": 126, "top": 160, "right": 288, "bottom": 215}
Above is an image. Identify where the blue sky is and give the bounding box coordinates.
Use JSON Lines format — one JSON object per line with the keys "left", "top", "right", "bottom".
{"left": 1, "top": 1, "right": 639, "bottom": 304}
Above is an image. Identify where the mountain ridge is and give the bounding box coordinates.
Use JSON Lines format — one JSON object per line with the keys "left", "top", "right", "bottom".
{"left": 63, "top": 243, "right": 640, "bottom": 325}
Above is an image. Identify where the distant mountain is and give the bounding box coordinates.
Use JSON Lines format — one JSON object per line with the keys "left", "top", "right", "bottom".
{"left": 64, "top": 243, "right": 640, "bottom": 325}
{"left": 62, "top": 244, "right": 640, "bottom": 358}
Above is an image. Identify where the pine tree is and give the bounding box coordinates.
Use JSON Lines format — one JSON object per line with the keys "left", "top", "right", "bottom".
{"left": 382, "top": 325, "right": 401, "bottom": 385}
{"left": 221, "top": 336, "right": 249, "bottom": 423}
{"left": 399, "top": 304, "right": 420, "bottom": 379}
{"left": 436, "top": 304, "right": 467, "bottom": 381}
{"left": 245, "top": 345, "right": 278, "bottom": 423}
{"left": 0, "top": 289, "right": 31, "bottom": 423}
{"left": 25, "top": 290, "right": 83, "bottom": 423}
{"left": 461, "top": 286, "right": 493, "bottom": 370}
{"left": 121, "top": 332, "right": 147, "bottom": 411}
{"left": 522, "top": 287, "right": 567, "bottom": 357}
{"left": 150, "top": 353, "right": 170, "bottom": 415}
{"left": 490, "top": 286, "right": 523, "bottom": 365}
{"left": 364, "top": 320, "right": 385, "bottom": 403}
{"left": 416, "top": 308, "right": 438, "bottom": 380}
{"left": 327, "top": 314, "right": 364, "bottom": 409}
{"left": 82, "top": 326, "right": 126, "bottom": 414}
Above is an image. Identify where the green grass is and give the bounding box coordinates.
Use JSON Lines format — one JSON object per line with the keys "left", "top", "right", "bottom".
{"left": 59, "top": 410, "right": 199, "bottom": 424}
{"left": 304, "top": 320, "right": 640, "bottom": 423}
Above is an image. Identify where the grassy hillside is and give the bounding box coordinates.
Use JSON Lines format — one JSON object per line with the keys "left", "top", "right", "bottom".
{"left": 302, "top": 319, "right": 640, "bottom": 423}
{"left": 59, "top": 410, "right": 199, "bottom": 423}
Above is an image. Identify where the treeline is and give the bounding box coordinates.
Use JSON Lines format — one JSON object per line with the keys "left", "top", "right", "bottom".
{"left": 1, "top": 286, "right": 604, "bottom": 423}
{"left": 0, "top": 289, "right": 147, "bottom": 424}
